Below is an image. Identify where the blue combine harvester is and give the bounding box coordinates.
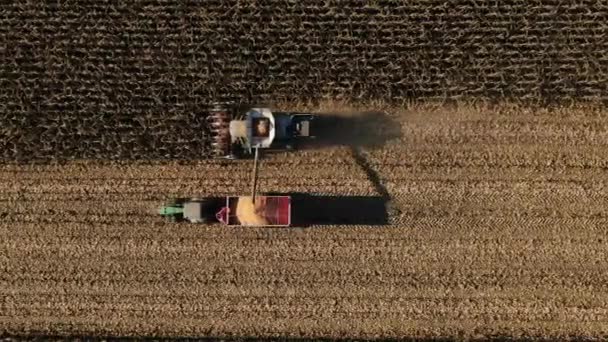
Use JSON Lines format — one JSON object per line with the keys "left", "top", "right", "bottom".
{"left": 206, "top": 103, "right": 316, "bottom": 159}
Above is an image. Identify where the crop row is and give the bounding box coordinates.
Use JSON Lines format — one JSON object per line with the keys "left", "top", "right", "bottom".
{"left": 2, "top": 1, "right": 608, "bottom": 160}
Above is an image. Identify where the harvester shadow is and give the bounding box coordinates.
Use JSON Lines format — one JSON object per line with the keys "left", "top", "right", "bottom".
{"left": 290, "top": 111, "right": 401, "bottom": 225}
{"left": 305, "top": 110, "right": 402, "bottom": 150}
{"left": 267, "top": 192, "right": 389, "bottom": 226}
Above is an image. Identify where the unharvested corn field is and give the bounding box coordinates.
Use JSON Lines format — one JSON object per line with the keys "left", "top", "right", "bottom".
{"left": 3, "top": 1, "right": 608, "bottom": 161}
{"left": 2, "top": 0, "right": 608, "bottom": 340}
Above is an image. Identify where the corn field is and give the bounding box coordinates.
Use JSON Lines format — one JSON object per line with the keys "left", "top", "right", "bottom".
{"left": 2, "top": 0, "right": 608, "bottom": 160}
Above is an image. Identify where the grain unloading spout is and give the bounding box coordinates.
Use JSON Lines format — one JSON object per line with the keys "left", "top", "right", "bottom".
{"left": 251, "top": 147, "right": 260, "bottom": 202}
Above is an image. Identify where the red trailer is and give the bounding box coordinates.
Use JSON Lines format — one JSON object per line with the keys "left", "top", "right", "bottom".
{"left": 216, "top": 195, "right": 291, "bottom": 227}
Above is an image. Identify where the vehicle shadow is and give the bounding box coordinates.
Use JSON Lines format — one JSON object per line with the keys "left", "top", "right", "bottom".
{"left": 267, "top": 192, "right": 389, "bottom": 226}
{"left": 304, "top": 110, "right": 403, "bottom": 150}
{"left": 283, "top": 111, "right": 402, "bottom": 226}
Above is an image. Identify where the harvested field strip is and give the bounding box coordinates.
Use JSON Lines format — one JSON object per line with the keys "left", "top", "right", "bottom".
{"left": 2, "top": 285, "right": 605, "bottom": 303}
{"left": 369, "top": 147, "right": 608, "bottom": 168}
{"left": 401, "top": 123, "right": 608, "bottom": 146}
{"left": 0, "top": 177, "right": 368, "bottom": 190}
{"left": 3, "top": 104, "right": 608, "bottom": 339}
{"left": 5, "top": 293, "right": 608, "bottom": 311}
{"left": 3, "top": 215, "right": 608, "bottom": 235}
{"left": 0, "top": 161, "right": 361, "bottom": 179}
{"left": 2, "top": 230, "right": 607, "bottom": 245}
{"left": 4, "top": 258, "right": 607, "bottom": 277}
{"left": 2, "top": 307, "right": 606, "bottom": 323}
{"left": 3, "top": 219, "right": 608, "bottom": 243}
{"left": 4, "top": 236, "right": 606, "bottom": 260}
{"left": 2, "top": 320, "right": 607, "bottom": 341}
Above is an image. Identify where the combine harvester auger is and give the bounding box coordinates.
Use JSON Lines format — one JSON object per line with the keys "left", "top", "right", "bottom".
{"left": 207, "top": 102, "right": 317, "bottom": 159}
{"left": 158, "top": 147, "right": 292, "bottom": 227}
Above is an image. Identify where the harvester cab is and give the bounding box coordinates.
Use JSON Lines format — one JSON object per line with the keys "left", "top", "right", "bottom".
{"left": 227, "top": 108, "right": 276, "bottom": 154}
{"left": 208, "top": 103, "right": 316, "bottom": 159}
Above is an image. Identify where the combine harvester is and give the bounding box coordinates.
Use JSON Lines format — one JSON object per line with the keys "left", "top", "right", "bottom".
{"left": 159, "top": 146, "right": 292, "bottom": 227}
{"left": 206, "top": 103, "right": 317, "bottom": 159}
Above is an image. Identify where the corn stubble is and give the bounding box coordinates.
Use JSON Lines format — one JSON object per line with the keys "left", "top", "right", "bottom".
{"left": 2, "top": 104, "right": 608, "bottom": 339}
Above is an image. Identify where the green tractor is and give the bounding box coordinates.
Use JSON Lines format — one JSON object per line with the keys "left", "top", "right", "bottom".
{"left": 157, "top": 197, "right": 223, "bottom": 223}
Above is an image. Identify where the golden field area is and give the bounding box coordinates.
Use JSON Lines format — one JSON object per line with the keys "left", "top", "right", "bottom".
{"left": 2, "top": 104, "right": 608, "bottom": 339}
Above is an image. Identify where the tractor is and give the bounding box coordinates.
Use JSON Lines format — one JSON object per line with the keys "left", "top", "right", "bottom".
{"left": 207, "top": 103, "right": 316, "bottom": 159}
{"left": 158, "top": 195, "right": 291, "bottom": 226}
{"left": 159, "top": 147, "right": 292, "bottom": 227}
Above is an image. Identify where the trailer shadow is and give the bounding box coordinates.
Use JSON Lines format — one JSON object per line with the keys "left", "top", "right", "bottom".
{"left": 267, "top": 192, "right": 389, "bottom": 226}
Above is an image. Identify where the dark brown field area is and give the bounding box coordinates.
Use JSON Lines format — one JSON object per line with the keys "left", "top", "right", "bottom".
{"left": 1, "top": 103, "right": 608, "bottom": 339}
{"left": 3, "top": 1, "right": 608, "bottom": 161}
